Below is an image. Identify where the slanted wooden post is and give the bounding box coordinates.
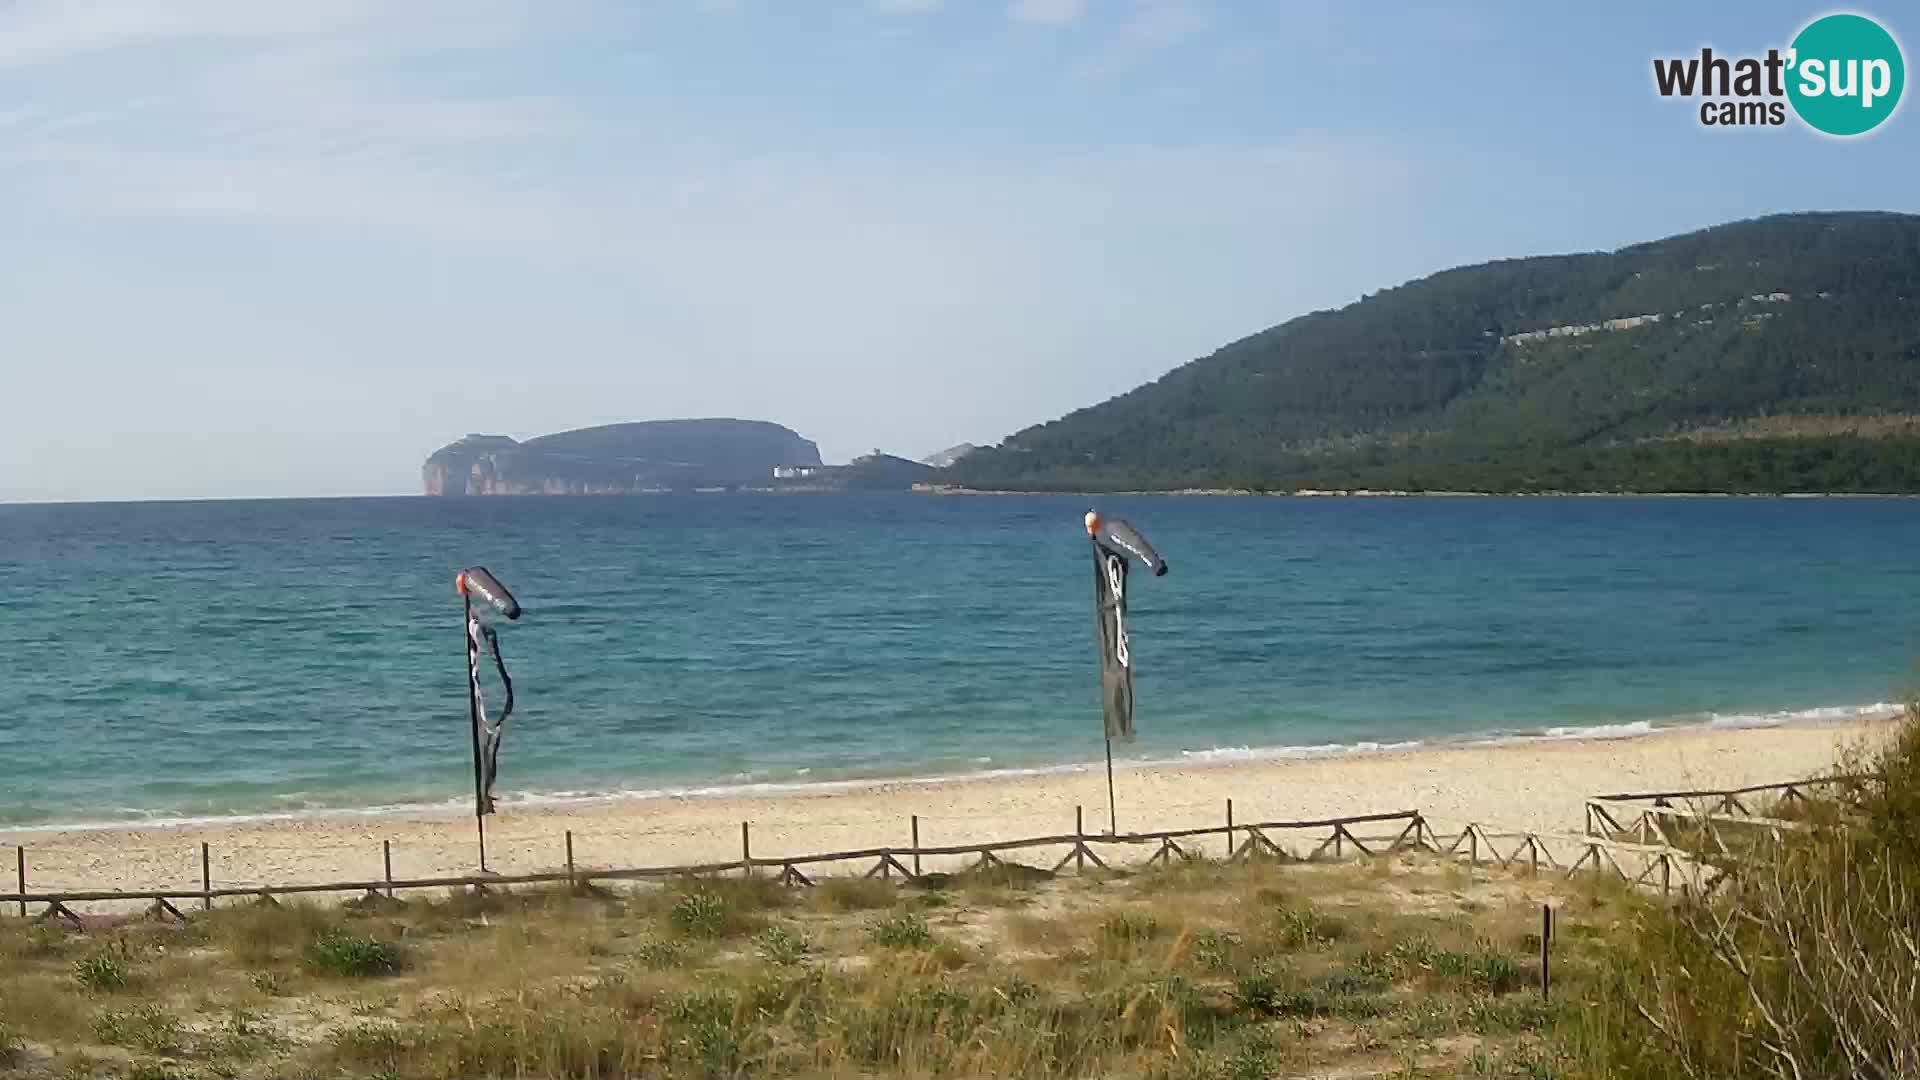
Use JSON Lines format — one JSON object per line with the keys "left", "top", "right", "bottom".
{"left": 911, "top": 816, "right": 921, "bottom": 877}
{"left": 565, "top": 830, "right": 576, "bottom": 891}
{"left": 1540, "top": 904, "right": 1553, "bottom": 999}
{"left": 201, "top": 842, "right": 212, "bottom": 912}
{"left": 15, "top": 846, "right": 24, "bottom": 919}
{"left": 382, "top": 841, "right": 394, "bottom": 899}
{"left": 741, "top": 822, "right": 753, "bottom": 877}
{"left": 1075, "top": 806, "right": 1086, "bottom": 872}
{"left": 1225, "top": 799, "right": 1234, "bottom": 859}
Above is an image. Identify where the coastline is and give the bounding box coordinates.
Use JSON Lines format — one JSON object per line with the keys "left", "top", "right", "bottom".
{"left": 6, "top": 711, "right": 1899, "bottom": 904}
{"left": 915, "top": 484, "right": 1920, "bottom": 498}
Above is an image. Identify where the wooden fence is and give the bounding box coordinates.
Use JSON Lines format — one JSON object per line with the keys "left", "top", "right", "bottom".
{"left": 11, "top": 774, "right": 1852, "bottom": 924}
{"left": 5, "top": 808, "right": 1434, "bottom": 925}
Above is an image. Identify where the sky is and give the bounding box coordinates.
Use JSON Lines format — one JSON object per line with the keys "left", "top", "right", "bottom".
{"left": 1, "top": 1, "right": 1916, "bottom": 502}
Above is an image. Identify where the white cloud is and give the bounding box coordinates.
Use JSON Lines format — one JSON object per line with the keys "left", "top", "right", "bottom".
{"left": 1009, "top": 0, "right": 1086, "bottom": 26}
{"left": 0, "top": 0, "right": 384, "bottom": 68}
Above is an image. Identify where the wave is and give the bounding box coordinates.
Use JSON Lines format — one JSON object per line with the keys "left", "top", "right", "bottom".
{"left": 1705, "top": 701, "right": 1901, "bottom": 729}
{"left": 6, "top": 701, "right": 1903, "bottom": 833}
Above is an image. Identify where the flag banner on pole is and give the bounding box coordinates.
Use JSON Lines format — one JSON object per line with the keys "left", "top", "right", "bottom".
{"left": 457, "top": 567, "right": 521, "bottom": 816}
{"left": 1086, "top": 513, "right": 1168, "bottom": 741}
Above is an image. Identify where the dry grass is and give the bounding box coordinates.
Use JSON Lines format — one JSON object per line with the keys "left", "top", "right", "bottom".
{"left": 0, "top": 848, "right": 1648, "bottom": 1079}
{"left": 1556, "top": 705, "right": 1920, "bottom": 1080}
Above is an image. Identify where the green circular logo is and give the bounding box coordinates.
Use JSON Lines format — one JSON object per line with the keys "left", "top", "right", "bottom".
{"left": 1787, "top": 13, "right": 1905, "bottom": 136}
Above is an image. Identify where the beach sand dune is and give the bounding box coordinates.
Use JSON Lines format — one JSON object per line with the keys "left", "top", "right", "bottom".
{"left": 4, "top": 718, "right": 1894, "bottom": 907}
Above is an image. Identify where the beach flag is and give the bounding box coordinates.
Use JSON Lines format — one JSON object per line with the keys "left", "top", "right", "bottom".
{"left": 1086, "top": 512, "right": 1168, "bottom": 741}
{"left": 456, "top": 567, "right": 521, "bottom": 816}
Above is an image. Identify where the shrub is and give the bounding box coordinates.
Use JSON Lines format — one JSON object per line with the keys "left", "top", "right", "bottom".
{"left": 303, "top": 929, "right": 401, "bottom": 977}
{"left": 667, "top": 990, "right": 740, "bottom": 1075}
{"left": 0, "top": 1022, "right": 22, "bottom": 1067}
{"left": 1191, "top": 929, "right": 1241, "bottom": 971}
{"left": 1465, "top": 993, "right": 1554, "bottom": 1033}
{"left": 1232, "top": 968, "right": 1285, "bottom": 1015}
{"left": 1565, "top": 707, "right": 1920, "bottom": 1080}
{"left": 91, "top": 1004, "right": 183, "bottom": 1054}
{"left": 754, "top": 925, "right": 811, "bottom": 966}
{"left": 1223, "top": 1028, "right": 1278, "bottom": 1080}
{"left": 669, "top": 890, "right": 730, "bottom": 939}
{"left": 867, "top": 911, "right": 933, "bottom": 949}
{"left": 631, "top": 938, "right": 684, "bottom": 969}
{"left": 72, "top": 943, "right": 131, "bottom": 993}
{"left": 1466, "top": 949, "right": 1523, "bottom": 994}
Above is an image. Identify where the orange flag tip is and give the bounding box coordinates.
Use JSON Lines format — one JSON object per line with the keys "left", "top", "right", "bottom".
{"left": 454, "top": 572, "right": 467, "bottom": 594}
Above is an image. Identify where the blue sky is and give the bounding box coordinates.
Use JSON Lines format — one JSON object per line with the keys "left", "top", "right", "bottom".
{"left": 1, "top": 1, "right": 1914, "bottom": 501}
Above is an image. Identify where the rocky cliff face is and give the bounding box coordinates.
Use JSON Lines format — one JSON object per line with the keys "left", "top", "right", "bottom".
{"left": 423, "top": 420, "right": 822, "bottom": 495}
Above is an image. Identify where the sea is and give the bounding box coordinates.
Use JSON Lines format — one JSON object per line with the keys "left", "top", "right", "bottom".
{"left": 1, "top": 494, "right": 1915, "bottom": 830}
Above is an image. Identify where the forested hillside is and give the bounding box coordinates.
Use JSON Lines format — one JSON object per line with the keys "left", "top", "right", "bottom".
{"left": 947, "top": 212, "right": 1920, "bottom": 492}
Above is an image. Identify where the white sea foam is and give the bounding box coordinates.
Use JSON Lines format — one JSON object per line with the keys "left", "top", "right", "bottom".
{"left": 1706, "top": 702, "right": 1901, "bottom": 729}
{"left": 1539, "top": 720, "right": 1655, "bottom": 741}
{"left": 8, "top": 701, "right": 1902, "bottom": 833}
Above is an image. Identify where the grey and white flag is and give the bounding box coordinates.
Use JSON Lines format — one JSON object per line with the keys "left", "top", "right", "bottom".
{"left": 1087, "top": 513, "right": 1168, "bottom": 742}
{"left": 457, "top": 567, "right": 521, "bottom": 816}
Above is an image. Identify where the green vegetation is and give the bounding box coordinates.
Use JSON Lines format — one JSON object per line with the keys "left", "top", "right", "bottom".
{"left": 866, "top": 910, "right": 934, "bottom": 949}
{"left": 1558, "top": 706, "right": 1920, "bottom": 1079}
{"left": 302, "top": 929, "right": 402, "bottom": 978}
{"left": 1, "top": 709, "right": 1912, "bottom": 1077}
{"left": 947, "top": 212, "right": 1920, "bottom": 492}
{"left": 70, "top": 944, "right": 132, "bottom": 994}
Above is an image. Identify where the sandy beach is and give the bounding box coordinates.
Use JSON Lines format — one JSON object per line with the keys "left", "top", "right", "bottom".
{"left": 4, "top": 716, "right": 1898, "bottom": 905}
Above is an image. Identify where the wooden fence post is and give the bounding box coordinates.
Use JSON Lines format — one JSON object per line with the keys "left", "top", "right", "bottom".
{"left": 201, "top": 842, "right": 212, "bottom": 912}
{"left": 741, "top": 822, "right": 752, "bottom": 877}
{"left": 1540, "top": 904, "right": 1553, "bottom": 999}
{"left": 566, "top": 830, "right": 576, "bottom": 891}
{"left": 15, "top": 846, "right": 24, "bottom": 919}
{"left": 1226, "top": 799, "right": 1234, "bottom": 860}
{"left": 1075, "top": 806, "right": 1086, "bottom": 872}
{"left": 383, "top": 841, "right": 394, "bottom": 899}
{"left": 911, "top": 816, "right": 921, "bottom": 877}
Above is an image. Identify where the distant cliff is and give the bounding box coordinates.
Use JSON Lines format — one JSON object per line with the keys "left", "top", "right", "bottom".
{"left": 423, "top": 420, "right": 822, "bottom": 495}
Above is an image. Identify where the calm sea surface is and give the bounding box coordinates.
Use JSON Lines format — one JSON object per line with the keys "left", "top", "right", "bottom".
{"left": 1, "top": 495, "right": 1915, "bottom": 827}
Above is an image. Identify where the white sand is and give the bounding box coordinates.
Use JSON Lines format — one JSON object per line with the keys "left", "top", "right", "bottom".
{"left": 3, "top": 716, "right": 1897, "bottom": 905}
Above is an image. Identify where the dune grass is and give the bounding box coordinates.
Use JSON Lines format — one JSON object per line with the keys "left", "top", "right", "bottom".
{"left": 0, "top": 849, "right": 1609, "bottom": 1079}
{"left": 11, "top": 706, "right": 1913, "bottom": 1080}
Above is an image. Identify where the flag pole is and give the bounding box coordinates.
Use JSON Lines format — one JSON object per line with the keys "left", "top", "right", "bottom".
{"left": 464, "top": 590, "right": 488, "bottom": 873}
{"left": 1104, "top": 736, "right": 1117, "bottom": 834}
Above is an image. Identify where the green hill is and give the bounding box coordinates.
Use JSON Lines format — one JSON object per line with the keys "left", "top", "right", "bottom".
{"left": 947, "top": 211, "right": 1920, "bottom": 493}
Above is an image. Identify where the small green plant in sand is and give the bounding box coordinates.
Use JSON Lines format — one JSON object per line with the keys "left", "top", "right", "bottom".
{"left": 303, "top": 929, "right": 401, "bottom": 977}
{"left": 669, "top": 889, "right": 730, "bottom": 939}
{"left": 866, "top": 910, "right": 932, "bottom": 949}
{"left": 71, "top": 943, "right": 133, "bottom": 993}
{"left": 90, "top": 1003, "right": 183, "bottom": 1054}
{"left": 753, "top": 925, "right": 811, "bottom": 966}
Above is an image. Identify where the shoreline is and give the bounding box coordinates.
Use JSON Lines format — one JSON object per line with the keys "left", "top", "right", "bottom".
{"left": 916, "top": 485, "right": 1920, "bottom": 498}
{"left": 5, "top": 703, "right": 1901, "bottom": 836}
{"left": 6, "top": 712, "right": 1902, "bottom": 904}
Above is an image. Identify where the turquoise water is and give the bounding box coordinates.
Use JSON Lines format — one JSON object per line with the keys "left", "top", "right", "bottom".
{"left": 0, "top": 495, "right": 1915, "bottom": 828}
